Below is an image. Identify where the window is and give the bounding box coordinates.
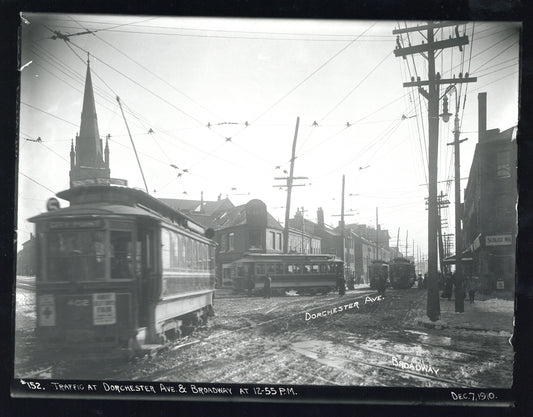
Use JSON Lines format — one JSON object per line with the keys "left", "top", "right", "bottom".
{"left": 270, "top": 231, "right": 276, "bottom": 249}
{"left": 47, "top": 230, "right": 106, "bottom": 281}
{"left": 496, "top": 150, "right": 511, "bottom": 178}
{"left": 228, "top": 232, "right": 235, "bottom": 251}
{"left": 255, "top": 264, "right": 265, "bottom": 275}
{"left": 161, "top": 229, "right": 171, "bottom": 269}
{"left": 312, "top": 264, "right": 320, "bottom": 273}
{"left": 278, "top": 234, "right": 283, "bottom": 251}
{"left": 220, "top": 233, "right": 227, "bottom": 252}
{"left": 267, "top": 263, "right": 276, "bottom": 275}
{"left": 249, "top": 230, "right": 262, "bottom": 249}
{"left": 275, "top": 263, "right": 283, "bottom": 274}
{"left": 110, "top": 231, "right": 133, "bottom": 278}
{"left": 303, "top": 264, "right": 311, "bottom": 273}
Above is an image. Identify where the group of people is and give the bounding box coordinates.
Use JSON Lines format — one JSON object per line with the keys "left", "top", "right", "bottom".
{"left": 441, "top": 272, "right": 479, "bottom": 303}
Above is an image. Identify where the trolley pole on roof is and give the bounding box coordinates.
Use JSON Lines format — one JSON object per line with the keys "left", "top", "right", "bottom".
{"left": 393, "top": 21, "right": 476, "bottom": 322}
{"left": 117, "top": 96, "right": 149, "bottom": 194}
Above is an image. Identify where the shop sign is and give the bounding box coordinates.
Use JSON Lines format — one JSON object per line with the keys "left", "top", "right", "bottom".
{"left": 485, "top": 234, "right": 513, "bottom": 246}
{"left": 93, "top": 293, "right": 116, "bottom": 325}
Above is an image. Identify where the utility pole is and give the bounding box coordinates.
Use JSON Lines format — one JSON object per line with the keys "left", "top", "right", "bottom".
{"left": 300, "top": 206, "right": 308, "bottom": 253}
{"left": 375, "top": 207, "right": 379, "bottom": 261}
{"left": 395, "top": 21, "right": 476, "bottom": 321}
{"left": 332, "top": 175, "right": 354, "bottom": 279}
{"left": 444, "top": 86, "right": 468, "bottom": 312}
{"left": 274, "top": 117, "right": 307, "bottom": 253}
{"left": 405, "top": 230, "right": 408, "bottom": 259}
{"left": 396, "top": 227, "right": 400, "bottom": 257}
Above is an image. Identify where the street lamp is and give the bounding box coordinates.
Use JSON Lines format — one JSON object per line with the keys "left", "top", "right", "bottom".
{"left": 440, "top": 85, "right": 466, "bottom": 313}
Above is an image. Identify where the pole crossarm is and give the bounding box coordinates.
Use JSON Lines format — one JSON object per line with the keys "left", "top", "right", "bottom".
{"left": 392, "top": 21, "right": 468, "bottom": 35}
{"left": 447, "top": 138, "right": 468, "bottom": 146}
{"left": 403, "top": 77, "right": 477, "bottom": 88}
{"left": 394, "top": 36, "right": 469, "bottom": 57}
{"left": 274, "top": 176, "right": 308, "bottom": 180}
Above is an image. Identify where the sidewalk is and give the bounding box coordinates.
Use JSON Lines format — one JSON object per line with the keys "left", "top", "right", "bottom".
{"left": 415, "top": 292, "right": 514, "bottom": 335}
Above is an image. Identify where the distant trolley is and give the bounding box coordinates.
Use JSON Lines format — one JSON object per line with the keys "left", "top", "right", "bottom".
{"left": 231, "top": 253, "right": 343, "bottom": 296}
{"left": 389, "top": 257, "right": 416, "bottom": 289}
{"left": 29, "top": 185, "right": 216, "bottom": 353}
{"left": 369, "top": 260, "right": 389, "bottom": 290}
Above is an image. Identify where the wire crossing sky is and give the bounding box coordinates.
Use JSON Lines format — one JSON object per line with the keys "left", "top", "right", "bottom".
{"left": 18, "top": 15, "right": 520, "bottom": 255}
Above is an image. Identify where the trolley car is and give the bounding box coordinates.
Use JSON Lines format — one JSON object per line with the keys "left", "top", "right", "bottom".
{"left": 369, "top": 260, "right": 389, "bottom": 290}
{"left": 29, "top": 185, "right": 216, "bottom": 352}
{"left": 231, "top": 253, "right": 343, "bottom": 295}
{"left": 389, "top": 257, "right": 416, "bottom": 289}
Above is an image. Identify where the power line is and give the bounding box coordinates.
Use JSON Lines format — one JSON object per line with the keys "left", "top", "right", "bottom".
{"left": 19, "top": 172, "right": 57, "bottom": 194}
{"left": 21, "top": 102, "right": 78, "bottom": 127}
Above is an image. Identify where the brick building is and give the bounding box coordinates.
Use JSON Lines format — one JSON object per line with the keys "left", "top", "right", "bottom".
{"left": 462, "top": 93, "right": 517, "bottom": 291}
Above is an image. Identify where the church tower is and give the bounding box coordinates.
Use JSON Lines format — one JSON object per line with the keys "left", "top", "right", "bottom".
{"left": 69, "top": 57, "right": 110, "bottom": 187}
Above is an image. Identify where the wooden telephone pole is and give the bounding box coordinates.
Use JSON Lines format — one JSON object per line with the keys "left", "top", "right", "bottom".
{"left": 274, "top": 117, "right": 308, "bottom": 253}
{"left": 393, "top": 21, "right": 476, "bottom": 321}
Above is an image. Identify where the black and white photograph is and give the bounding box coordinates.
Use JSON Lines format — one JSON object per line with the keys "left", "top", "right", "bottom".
{"left": 13, "top": 13, "right": 519, "bottom": 400}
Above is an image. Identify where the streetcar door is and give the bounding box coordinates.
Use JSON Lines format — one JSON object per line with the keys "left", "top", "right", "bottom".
{"left": 137, "top": 225, "right": 156, "bottom": 327}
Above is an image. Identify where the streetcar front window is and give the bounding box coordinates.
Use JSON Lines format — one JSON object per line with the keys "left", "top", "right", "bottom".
{"left": 47, "top": 230, "right": 105, "bottom": 281}
{"left": 110, "top": 231, "right": 134, "bottom": 278}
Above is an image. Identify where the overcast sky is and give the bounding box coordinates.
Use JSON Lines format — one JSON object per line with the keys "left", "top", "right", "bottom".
{"left": 17, "top": 14, "right": 520, "bottom": 255}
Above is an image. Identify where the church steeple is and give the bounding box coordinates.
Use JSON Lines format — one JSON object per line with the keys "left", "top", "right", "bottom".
{"left": 69, "top": 55, "right": 110, "bottom": 187}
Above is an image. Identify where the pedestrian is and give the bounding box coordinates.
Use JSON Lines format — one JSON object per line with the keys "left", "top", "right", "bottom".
{"left": 467, "top": 275, "right": 478, "bottom": 303}
{"left": 263, "top": 274, "right": 272, "bottom": 299}
{"left": 337, "top": 275, "right": 346, "bottom": 297}
{"left": 247, "top": 275, "right": 255, "bottom": 297}
{"left": 417, "top": 274, "right": 424, "bottom": 289}
{"left": 376, "top": 273, "right": 386, "bottom": 297}
{"left": 441, "top": 273, "right": 453, "bottom": 300}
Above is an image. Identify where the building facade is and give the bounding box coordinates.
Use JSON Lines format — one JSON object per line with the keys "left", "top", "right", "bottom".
{"left": 462, "top": 93, "right": 517, "bottom": 291}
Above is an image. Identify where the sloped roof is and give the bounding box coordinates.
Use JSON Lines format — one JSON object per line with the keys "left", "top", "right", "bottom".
{"left": 159, "top": 198, "right": 234, "bottom": 215}
{"left": 215, "top": 204, "right": 283, "bottom": 231}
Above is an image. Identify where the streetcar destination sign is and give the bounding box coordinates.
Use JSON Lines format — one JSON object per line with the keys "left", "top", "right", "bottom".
{"left": 48, "top": 220, "right": 103, "bottom": 229}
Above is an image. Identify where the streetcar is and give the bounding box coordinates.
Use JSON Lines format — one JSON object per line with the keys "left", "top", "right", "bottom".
{"left": 389, "top": 257, "right": 416, "bottom": 289}
{"left": 368, "top": 260, "right": 389, "bottom": 290}
{"left": 231, "top": 253, "right": 343, "bottom": 296}
{"left": 28, "top": 185, "right": 216, "bottom": 352}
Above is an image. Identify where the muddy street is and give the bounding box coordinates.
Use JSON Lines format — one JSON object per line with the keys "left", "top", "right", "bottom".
{"left": 14, "top": 282, "right": 513, "bottom": 388}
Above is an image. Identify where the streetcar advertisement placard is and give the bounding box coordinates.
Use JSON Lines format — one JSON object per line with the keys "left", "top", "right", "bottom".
{"left": 92, "top": 293, "right": 116, "bottom": 325}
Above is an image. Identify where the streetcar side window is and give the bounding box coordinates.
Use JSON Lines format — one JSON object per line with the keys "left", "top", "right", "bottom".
{"left": 267, "top": 263, "right": 276, "bottom": 275}
{"left": 312, "top": 264, "right": 320, "bottom": 273}
{"left": 161, "top": 229, "right": 171, "bottom": 270}
{"left": 255, "top": 264, "right": 265, "bottom": 275}
{"left": 110, "top": 231, "right": 133, "bottom": 278}
{"left": 275, "top": 263, "right": 283, "bottom": 274}
{"left": 303, "top": 264, "right": 311, "bottom": 273}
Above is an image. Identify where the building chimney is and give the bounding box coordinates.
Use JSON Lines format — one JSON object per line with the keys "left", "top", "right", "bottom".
{"left": 478, "top": 92, "right": 487, "bottom": 142}
{"left": 317, "top": 207, "right": 324, "bottom": 228}
{"left": 200, "top": 191, "right": 204, "bottom": 213}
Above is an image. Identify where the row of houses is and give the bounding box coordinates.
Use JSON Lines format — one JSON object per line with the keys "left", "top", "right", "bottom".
{"left": 161, "top": 197, "right": 399, "bottom": 287}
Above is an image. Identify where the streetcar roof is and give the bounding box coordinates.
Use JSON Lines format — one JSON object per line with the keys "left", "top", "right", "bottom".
{"left": 231, "top": 253, "right": 342, "bottom": 263}
{"left": 29, "top": 185, "right": 211, "bottom": 238}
